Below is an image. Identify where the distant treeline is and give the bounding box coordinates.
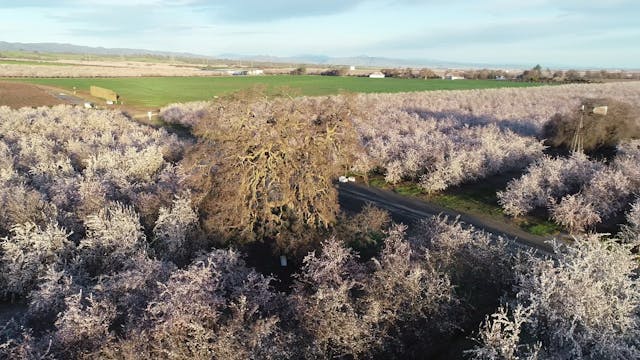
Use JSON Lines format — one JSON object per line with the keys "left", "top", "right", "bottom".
{"left": 298, "top": 63, "right": 640, "bottom": 82}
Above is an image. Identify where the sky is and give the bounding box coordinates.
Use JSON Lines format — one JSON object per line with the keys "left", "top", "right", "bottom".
{"left": 1, "top": 0, "right": 639, "bottom": 68}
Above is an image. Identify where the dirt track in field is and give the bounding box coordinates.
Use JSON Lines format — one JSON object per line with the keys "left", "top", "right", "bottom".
{"left": 0, "top": 81, "right": 67, "bottom": 108}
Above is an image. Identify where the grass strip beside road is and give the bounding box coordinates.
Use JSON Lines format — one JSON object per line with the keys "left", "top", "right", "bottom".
{"left": 368, "top": 176, "right": 561, "bottom": 237}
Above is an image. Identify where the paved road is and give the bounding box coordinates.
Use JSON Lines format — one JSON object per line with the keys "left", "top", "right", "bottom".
{"left": 338, "top": 182, "right": 555, "bottom": 254}
{"left": 46, "top": 88, "right": 85, "bottom": 105}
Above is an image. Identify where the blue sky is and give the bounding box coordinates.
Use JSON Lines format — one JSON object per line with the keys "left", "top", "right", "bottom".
{"left": 1, "top": 0, "right": 639, "bottom": 68}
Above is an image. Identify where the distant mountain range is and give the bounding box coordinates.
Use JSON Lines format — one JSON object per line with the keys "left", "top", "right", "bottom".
{"left": 216, "top": 53, "right": 528, "bottom": 69}
{"left": 0, "top": 41, "right": 579, "bottom": 70}
{"left": 0, "top": 41, "right": 210, "bottom": 60}
{"left": 0, "top": 41, "right": 492, "bottom": 68}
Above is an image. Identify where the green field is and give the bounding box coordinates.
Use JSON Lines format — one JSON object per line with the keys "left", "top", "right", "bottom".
{"left": 8, "top": 76, "right": 541, "bottom": 108}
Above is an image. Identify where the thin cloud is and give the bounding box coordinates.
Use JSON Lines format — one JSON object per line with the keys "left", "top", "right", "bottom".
{"left": 202, "top": 1, "right": 367, "bottom": 22}
{"left": 0, "top": 0, "right": 199, "bottom": 7}
{"left": 372, "top": 9, "right": 638, "bottom": 51}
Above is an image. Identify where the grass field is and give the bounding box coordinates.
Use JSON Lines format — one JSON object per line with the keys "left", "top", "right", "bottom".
{"left": 7, "top": 76, "right": 542, "bottom": 108}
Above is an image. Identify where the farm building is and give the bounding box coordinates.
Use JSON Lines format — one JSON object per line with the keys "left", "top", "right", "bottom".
{"left": 225, "top": 69, "right": 264, "bottom": 76}
{"left": 247, "top": 69, "right": 264, "bottom": 75}
{"left": 369, "top": 72, "right": 385, "bottom": 78}
{"left": 443, "top": 74, "right": 465, "bottom": 80}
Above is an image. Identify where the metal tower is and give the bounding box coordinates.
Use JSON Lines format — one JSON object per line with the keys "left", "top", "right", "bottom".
{"left": 571, "top": 105, "right": 585, "bottom": 153}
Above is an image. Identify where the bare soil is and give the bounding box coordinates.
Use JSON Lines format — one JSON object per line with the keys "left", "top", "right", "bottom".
{"left": 0, "top": 81, "right": 66, "bottom": 108}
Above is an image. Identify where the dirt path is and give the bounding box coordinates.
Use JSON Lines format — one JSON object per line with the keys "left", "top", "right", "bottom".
{"left": 338, "top": 182, "right": 554, "bottom": 253}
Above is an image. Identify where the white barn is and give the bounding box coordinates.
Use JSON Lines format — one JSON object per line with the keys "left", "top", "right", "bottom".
{"left": 369, "top": 71, "right": 385, "bottom": 78}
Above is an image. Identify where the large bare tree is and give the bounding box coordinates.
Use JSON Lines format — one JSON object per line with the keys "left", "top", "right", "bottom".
{"left": 185, "top": 89, "right": 362, "bottom": 251}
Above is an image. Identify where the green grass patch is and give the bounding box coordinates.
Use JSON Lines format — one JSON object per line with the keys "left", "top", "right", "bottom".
{"left": 429, "top": 184, "right": 505, "bottom": 217}
{"left": 430, "top": 193, "right": 504, "bottom": 217}
{"left": 368, "top": 177, "right": 390, "bottom": 189}
{"left": 367, "top": 176, "right": 562, "bottom": 237}
{"left": 5, "top": 76, "right": 543, "bottom": 108}
{"left": 519, "top": 220, "right": 561, "bottom": 236}
{"left": 394, "top": 183, "right": 424, "bottom": 197}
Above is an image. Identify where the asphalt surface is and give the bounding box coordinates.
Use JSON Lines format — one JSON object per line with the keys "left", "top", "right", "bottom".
{"left": 36, "top": 84, "right": 86, "bottom": 105}
{"left": 338, "top": 182, "right": 555, "bottom": 254}
{"left": 49, "top": 90, "right": 85, "bottom": 105}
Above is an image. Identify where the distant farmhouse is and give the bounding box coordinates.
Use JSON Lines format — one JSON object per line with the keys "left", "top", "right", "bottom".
{"left": 443, "top": 74, "right": 465, "bottom": 80}
{"left": 369, "top": 71, "right": 385, "bottom": 78}
{"left": 227, "top": 69, "right": 264, "bottom": 76}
